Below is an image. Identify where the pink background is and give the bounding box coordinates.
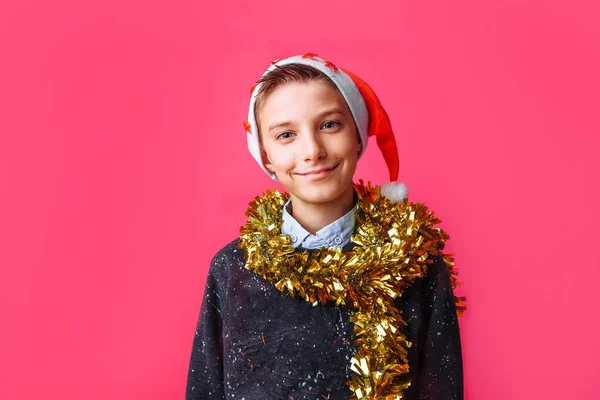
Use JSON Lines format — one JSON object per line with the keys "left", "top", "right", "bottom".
{"left": 1, "top": 0, "right": 599, "bottom": 398}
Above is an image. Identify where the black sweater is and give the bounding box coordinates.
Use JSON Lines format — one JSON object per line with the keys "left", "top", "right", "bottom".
{"left": 185, "top": 239, "right": 463, "bottom": 399}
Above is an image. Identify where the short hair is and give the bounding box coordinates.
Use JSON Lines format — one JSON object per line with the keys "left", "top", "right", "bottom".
{"left": 253, "top": 64, "right": 337, "bottom": 132}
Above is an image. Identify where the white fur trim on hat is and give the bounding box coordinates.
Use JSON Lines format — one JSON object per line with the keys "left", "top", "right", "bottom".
{"left": 246, "top": 55, "right": 369, "bottom": 180}
{"left": 381, "top": 181, "right": 409, "bottom": 203}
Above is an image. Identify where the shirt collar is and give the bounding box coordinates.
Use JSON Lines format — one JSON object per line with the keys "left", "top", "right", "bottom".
{"left": 281, "top": 199, "right": 358, "bottom": 249}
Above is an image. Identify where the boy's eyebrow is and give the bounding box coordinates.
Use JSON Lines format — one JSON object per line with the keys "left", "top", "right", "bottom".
{"left": 268, "top": 121, "right": 293, "bottom": 133}
{"left": 267, "top": 108, "right": 346, "bottom": 132}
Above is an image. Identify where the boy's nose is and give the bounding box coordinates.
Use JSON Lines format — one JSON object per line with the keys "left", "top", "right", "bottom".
{"left": 302, "top": 132, "right": 327, "bottom": 162}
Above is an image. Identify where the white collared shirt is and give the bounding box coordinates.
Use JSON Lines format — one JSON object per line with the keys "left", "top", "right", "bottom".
{"left": 281, "top": 199, "right": 358, "bottom": 249}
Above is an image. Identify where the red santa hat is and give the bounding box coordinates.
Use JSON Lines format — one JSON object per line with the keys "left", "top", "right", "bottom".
{"left": 245, "top": 53, "right": 408, "bottom": 203}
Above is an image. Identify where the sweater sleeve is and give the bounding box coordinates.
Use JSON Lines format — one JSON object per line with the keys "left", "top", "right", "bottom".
{"left": 185, "top": 259, "right": 226, "bottom": 399}
{"left": 417, "top": 255, "right": 464, "bottom": 399}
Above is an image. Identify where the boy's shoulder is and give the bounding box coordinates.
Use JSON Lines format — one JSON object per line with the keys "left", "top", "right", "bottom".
{"left": 207, "top": 237, "right": 246, "bottom": 277}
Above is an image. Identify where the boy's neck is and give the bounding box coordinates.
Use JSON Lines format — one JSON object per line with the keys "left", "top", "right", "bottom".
{"left": 288, "top": 186, "right": 356, "bottom": 235}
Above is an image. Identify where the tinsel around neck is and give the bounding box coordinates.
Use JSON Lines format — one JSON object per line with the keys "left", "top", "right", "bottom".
{"left": 238, "top": 180, "right": 465, "bottom": 399}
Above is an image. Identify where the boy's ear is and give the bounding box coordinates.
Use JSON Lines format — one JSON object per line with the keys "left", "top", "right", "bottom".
{"left": 260, "top": 146, "right": 274, "bottom": 173}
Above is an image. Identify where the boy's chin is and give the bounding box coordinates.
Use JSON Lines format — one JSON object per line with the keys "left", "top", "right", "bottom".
{"left": 288, "top": 183, "right": 352, "bottom": 207}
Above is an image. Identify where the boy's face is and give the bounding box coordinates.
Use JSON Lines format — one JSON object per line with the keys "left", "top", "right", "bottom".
{"left": 257, "top": 80, "right": 362, "bottom": 209}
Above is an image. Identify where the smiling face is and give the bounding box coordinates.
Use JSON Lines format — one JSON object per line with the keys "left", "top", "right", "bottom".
{"left": 257, "top": 79, "right": 362, "bottom": 210}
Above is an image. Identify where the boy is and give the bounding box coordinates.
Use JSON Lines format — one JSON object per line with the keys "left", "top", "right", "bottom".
{"left": 185, "top": 53, "right": 465, "bottom": 399}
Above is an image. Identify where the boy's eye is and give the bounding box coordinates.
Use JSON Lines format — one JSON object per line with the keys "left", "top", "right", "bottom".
{"left": 277, "top": 131, "right": 294, "bottom": 140}
{"left": 322, "top": 121, "right": 340, "bottom": 130}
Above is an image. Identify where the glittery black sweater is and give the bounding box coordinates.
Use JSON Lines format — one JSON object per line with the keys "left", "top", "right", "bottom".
{"left": 185, "top": 238, "right": 463, "bottom": 399}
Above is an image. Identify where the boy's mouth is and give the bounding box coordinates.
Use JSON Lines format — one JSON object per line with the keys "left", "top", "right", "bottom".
{"left": 296, "top": 163, "right": 340, "bottom": 181}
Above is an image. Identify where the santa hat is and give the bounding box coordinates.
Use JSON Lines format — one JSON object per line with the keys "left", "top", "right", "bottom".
{"left": 244, "top": 53, "right": 408, "bottom": 203}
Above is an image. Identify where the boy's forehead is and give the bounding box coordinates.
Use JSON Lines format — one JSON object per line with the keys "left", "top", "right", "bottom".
{"left": 261, "top": 81, "right": 348, "bottom": 118}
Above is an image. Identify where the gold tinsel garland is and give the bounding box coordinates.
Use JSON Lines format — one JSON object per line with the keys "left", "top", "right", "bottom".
{"left": 238, "top": 180, "right": 466, "bottom": 399}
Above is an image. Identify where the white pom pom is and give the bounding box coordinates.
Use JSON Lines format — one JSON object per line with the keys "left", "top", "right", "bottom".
{"left": 380, "top": 181, "right": 408, "bottom": 203}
